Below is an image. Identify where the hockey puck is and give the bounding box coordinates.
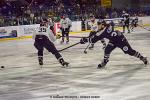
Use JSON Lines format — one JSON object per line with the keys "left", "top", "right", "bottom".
{"left": 1, "top": 66, "right": 5, "bottom": 68}
{"left": 84, "top": 51, "right": 87, "bottom": 54}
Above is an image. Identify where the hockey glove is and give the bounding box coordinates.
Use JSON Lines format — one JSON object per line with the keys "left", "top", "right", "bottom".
{"left": 80, "top": 37, "right": 88, "bottom": 44}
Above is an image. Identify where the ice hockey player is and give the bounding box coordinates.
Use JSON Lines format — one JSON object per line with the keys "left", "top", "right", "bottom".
{"left": 122, "top": 10, "right": 130, "bottom": 33}
{"left": 80, "top": 20, "right": 148, "bottom": 69}
{"left": 33, "top": 18, "right": 69, "bottom": 67}
{"left": 60, "top": 14, "right": 72, "bottom": 44}
{"left": 130, "top": 16, "right": 138, "bottom": 31}
{"left": 88, "top": 15, "right": 106, "bottom": 49}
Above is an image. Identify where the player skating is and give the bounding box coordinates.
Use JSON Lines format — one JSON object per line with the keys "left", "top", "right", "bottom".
{"left": 130, "top": 16, "right": 138, "bottom": 31}
{"left": 80, "top": 20, "right": 148, "bottom": 69}
{"left": 60, "top": 14, "right": 72, "bottom": 44}
{"left": 122, "top": 10, "right": 130, "bottom": 33}
{"left": 33, "top": 19, "right": 69, "bottom": 67}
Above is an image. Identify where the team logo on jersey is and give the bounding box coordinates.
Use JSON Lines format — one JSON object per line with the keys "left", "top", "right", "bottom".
{"left": 123, "top": 46, "right": 128, "bottom": 51}
{"left": 107, "top": 26, "right": 112, "bottom": 33}
{"left": 111, "top": 32, "right": 117, "bottom": 37}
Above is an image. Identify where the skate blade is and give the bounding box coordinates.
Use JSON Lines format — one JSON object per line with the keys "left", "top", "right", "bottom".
{"left": 61, "top": 63, "right": 70, "bottom": 68}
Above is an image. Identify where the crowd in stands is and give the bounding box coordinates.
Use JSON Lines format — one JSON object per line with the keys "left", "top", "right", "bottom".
{"left": 0, "top": 0, "right": 150, "bottom": 27}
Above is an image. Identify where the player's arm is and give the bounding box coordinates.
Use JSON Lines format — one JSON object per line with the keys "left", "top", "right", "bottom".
{"left": 47, "top": 28, "right": 56, "bottom": 42}
{"left": 80, "top": 30, "right": 104, "bottom": 44}
{"left": 32, "top": 28, "right": 38, "bottom": 40}
{"left": 90, "top": 30, "right": 104, "bottom": 43}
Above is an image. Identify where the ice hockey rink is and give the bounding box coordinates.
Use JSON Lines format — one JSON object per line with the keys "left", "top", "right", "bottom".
{"left": 0, "top": 28, "right": 150, "bottom": 100}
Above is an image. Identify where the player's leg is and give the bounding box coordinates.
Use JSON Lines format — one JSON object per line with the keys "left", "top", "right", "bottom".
{"left": 98, "top": 42, "right": 116, "bottom": 69}
{"left": 123, "top": 25, "right": 125, "bottom": 33}
{"left": 122, "top": 21, "right": 125, "bottom": 33}
{"left": 120, "top": 39, "right": 148, "bottom": 65}
{"left": 126, "top": 23, "right": 130, "bottom": 33}
{"left": 130, "top": 21, "right": 134, "bottom": 31}
{"left": 34, "top": 38, "right": 44, "bottom": 65}
{"left": 135, "top": 22, "right": 138, "bottom": 27}
{"left": 66, "top": 28, "right": 69, "bottom": 43}
{"left": 131, "top": 25, "right": 134, "bottom": 31}
{"left": 44, "top": 40, "right": 69, "bottom": 67}
{"left": 61, "top": 29, "right": 65, "bottom": 44}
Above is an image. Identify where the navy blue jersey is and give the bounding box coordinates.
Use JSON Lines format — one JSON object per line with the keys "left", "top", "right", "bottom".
{"left": 91, "top": 26, "right": 125, "bottom": 44}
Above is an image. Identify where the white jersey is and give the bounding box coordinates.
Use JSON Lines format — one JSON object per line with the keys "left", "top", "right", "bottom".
{"left": 89, "top": 20, "right": 98, "bottom": 31}
{"left": 60, "top": 18, "right": 72, "bottom": 29}
{"left": 33, "top": 26, "right": 56, "bottom": 42}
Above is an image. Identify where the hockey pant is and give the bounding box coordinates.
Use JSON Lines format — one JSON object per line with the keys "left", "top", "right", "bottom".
{"left": 102, "top": 39, "right": 144, "bottom": 66}
{"left": 61, "top": 28, "right": 70, "bottom": 42}
{"left": 34, "top": 35, "right": 63, "bottom": 62}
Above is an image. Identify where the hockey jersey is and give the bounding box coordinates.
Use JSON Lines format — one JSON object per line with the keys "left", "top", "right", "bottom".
{"left": 132, "top": 17, "right": 138, "bottom": 24}
{"left": 122, "top": 13, "right": 130, "bottom": 23}
{"left": 48, "top": 18, "right": 54, "bottom": 27}
{"left": 89, "top": 20, "right": 98, "bottom": 32}
{"left": 33, "top": 26, "right": 56, "bottom": 42}
{"left": 60, "top": 18, "right": 72, "bottom": 29}
{"left": 91, "top": 25, "right": 125, "bottom": 44}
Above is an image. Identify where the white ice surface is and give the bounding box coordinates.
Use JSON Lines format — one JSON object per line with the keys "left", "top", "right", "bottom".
{"left": 0, "top": 27, "right": 150, "bottom": 100}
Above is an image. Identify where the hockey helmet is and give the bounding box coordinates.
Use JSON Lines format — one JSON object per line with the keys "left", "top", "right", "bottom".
{"left": 40, "top": 18, "right": 48, "bottom": 26}
{"left": 90, "top": 15, "right": 95, "bottom": 19}
{"left": 97, "top": 19, "right": 106, "bottom": 26}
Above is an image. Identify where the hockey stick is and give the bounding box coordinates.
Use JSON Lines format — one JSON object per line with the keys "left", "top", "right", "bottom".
{"left": 83, "top": 43, "right": 90, "bottom": 54}
{"left": 138, "top": 25, "right": 150, "bottom": 31}
{"left": 58, "top": 42, "right": 81, "bottom": 52}
{"left": 56, "top": 35, "right": 87, "bottom": 39}
{"left": 67, "top": 36, "right": 87, "bottom": 38}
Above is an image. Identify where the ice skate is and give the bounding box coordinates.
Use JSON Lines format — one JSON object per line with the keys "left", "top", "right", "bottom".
{"left": 38, "top": 57, "right": 43, "bottom": 65}
{"left": 62, "top": 61, "right": 69, "bottom": 67}
{"left": 89, "top": 44, "right": 94, "bottom": 50}
{"left": 59, "top": 58, "right": 69, "bottom": 68}
{"left": 141, "top": 57, "right": 149, "bottom": 65}
{"left": 97, "top": 61, "right": 106, "bottom": 69}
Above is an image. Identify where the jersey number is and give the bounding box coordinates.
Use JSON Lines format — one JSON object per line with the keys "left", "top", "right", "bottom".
{"left": 39, "top": 28, "right": 46, "bottom": 32}
{"left": 111, "top": 32, "right": 117, "bottom": 37}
